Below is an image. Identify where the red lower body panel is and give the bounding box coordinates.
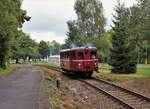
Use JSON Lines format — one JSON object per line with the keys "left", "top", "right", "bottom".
{"left": 60, "top": 60, "right": 98, "bottom": 72}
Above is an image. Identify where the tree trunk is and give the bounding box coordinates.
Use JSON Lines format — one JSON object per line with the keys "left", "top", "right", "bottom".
{"left": 144, "top": 58, "right": 148, "bottom": 65}
{"left": 0, "top": 57, "right": 7, "bottom": 69}
{"left": 16, "top": 58, "right": 19, "bottom": 64}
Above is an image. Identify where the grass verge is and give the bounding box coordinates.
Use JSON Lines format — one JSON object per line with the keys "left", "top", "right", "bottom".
{"left": 37, "top": 66, "right": 64, "bottom": 109}
{"left": 29, "top": 61, "right": 59, "bottom": 67}
{"left": 0, "top": 64, "right": 20, "bottom": 77}
{"left": 38, "top": 66, "right": 91, "bottom": 109}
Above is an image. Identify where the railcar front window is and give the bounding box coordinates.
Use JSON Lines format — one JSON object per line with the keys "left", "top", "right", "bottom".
{"left": 78, "top": 52, "right": 84, "bottom": 60}
{"left": 91, "top": 52, "right": 96, "bottom": 59}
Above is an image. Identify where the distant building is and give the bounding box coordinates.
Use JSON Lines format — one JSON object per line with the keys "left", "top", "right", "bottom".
{"left": 49, "top": 55, "right": 60, "bottom": 64}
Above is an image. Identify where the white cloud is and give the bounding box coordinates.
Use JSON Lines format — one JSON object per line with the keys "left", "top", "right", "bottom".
{"left": 101, "top": 0, "right": 137, "bottom": 29}
{"left": 29, "top": 32, "right": 67, "bottom": 44}
{"left": 22, "top": 0, "right": 136, "bottom": 44}
{"left": 22, "top": 0, "right": 76, "bottom": 33}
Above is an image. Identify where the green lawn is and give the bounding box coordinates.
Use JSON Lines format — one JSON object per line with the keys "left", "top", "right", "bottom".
{"left": 0, "top": 64, "right": 19, "bottom": 77}
{"left": 95, "top": 63, "right": 150, "bottom": 82}
{"left": 137, "top": 64, "right": 150, "bottom": 76}
{"left": 99, "top": 63, "right": 150, "bottom": 76}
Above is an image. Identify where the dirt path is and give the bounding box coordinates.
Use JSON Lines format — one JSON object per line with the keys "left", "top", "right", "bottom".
{"left": 0, "top": 65, "right": 42, "bottom": 109}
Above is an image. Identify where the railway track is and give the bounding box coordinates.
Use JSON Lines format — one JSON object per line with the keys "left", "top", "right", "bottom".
{"left": 80, "top": 78, "right": 150, "bottom": 109}
{"left": 40, "top": 65, "right": 150, "bottom": 109}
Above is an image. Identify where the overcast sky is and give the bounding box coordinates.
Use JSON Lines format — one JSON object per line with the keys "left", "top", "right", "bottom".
{"left": 22, "top": 0, "right": 136, "bottom": 44}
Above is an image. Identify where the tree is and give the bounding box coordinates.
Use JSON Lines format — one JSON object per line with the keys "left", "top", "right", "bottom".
{"left": 0, "top": 0, "right": 30, "bottom": 68}
{"left": 74, "top": 0, "right": 105, "bottom": 39}
{"left": 65, "top": 0, "right": 107, "bottom": 60}
{"left": 65, "top": 0, "right": 105, "bottom": 47}
{"left": 109, "top": 2, "right": 137, "bottom": 73}
{"left": 48, "top": 40, "right": 61, "bottom": 55}
{"left": 136, "top": 0, "right": 150, "bottom": 64}
{"left": 38, "top": 41, "right": 49, "bottom": 58}
{"left": 65, "top": 20, "right": 82, "bottom": 48}
{"left": 139, "top": 0, "right": 150, "bottom": 64}
{"left": 96, "top": 31, "right": 112, "bottom": 62}
{"left": 11, "top": 31, "right": 39, "bottom": 63}
{"left": 129, "top": 0, "right": 150, "bottom": 64}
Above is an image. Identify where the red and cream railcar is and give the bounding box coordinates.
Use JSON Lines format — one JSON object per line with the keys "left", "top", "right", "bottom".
{"left": 60, "top": 47, "right": 99, "bottom": 76}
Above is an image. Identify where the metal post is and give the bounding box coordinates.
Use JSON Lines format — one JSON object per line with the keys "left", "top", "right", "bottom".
{"left": 56, "top": 78, "right": 61, "bottom": 89}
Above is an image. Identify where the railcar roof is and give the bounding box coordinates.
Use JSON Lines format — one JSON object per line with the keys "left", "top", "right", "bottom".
{"left": 60, "top": 47, "right": 97, "bottom": 52}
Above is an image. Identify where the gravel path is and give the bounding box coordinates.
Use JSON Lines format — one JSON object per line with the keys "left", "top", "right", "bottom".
{"left": 0, "top": 65, "right": 42, "bottom": 109}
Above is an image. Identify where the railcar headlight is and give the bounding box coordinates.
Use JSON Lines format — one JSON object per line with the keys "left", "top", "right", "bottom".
{"left": 78, "top": 63, "right": 81, "bottom": 66}
{"left": 95, "top": 63, "right": 97, "bottom": 66}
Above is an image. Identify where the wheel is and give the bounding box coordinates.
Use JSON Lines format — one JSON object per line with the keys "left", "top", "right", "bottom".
{"left": 87, "top": 71, "right": 93, "bottom": 77}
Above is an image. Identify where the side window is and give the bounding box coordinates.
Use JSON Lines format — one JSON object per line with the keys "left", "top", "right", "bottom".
{"left": 69, "top": 52, "right": 71, "bottom": 60}
{"left": 71, "top": 52, "right": 76, "bottom": 60}
{"left": 60, "top": 54, "right": 62, "bottom": 60}
{"left": 78, "top": 52, "right": 84, "bottom": 60}
{"left": 73, "top": 52, "right": 76, "bottom": 59}
{"left": 66, "top": 52, "right": 69, "bottom": 60}
{"left": 64, "top": 53, "right": 67, "bottom": 60}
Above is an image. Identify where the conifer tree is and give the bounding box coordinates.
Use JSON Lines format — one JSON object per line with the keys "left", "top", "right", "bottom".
{"left": 109, "top": 2, "right": 137, "bottom": 73}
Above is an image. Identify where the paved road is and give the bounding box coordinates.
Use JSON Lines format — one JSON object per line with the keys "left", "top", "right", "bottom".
{"left": 0, "top": 65, "right": 42, "bottom": 109}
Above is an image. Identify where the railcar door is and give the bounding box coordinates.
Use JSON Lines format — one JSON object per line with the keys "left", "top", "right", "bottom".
{"left": 70, "top": 51, "right": 76, "bottom": 71}
{"left": 60, "top": 52, "right": 64, "bottom": 69}
{"left": 66, "top": 51, "right": 71, "bottom": 71}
